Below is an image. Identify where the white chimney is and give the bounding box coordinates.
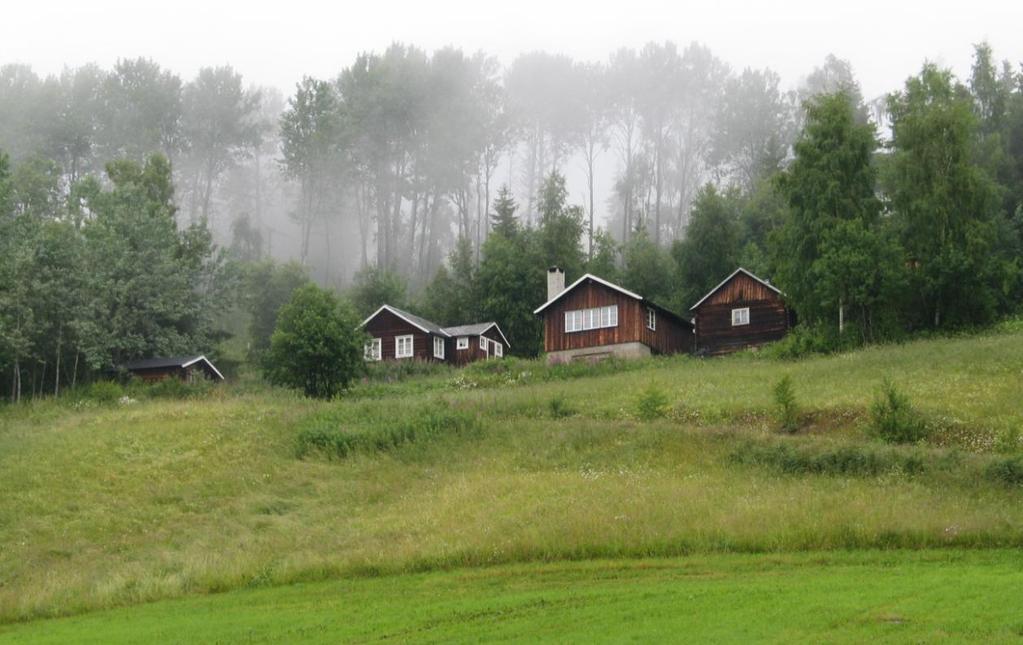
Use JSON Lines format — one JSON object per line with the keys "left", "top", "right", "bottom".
{"left": 547, "top": 266, "right": 565, "bottom": 302}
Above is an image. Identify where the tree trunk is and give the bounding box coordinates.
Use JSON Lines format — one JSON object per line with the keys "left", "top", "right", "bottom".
{"left": 54, "top": 327, "right": 62, "bottom": 396}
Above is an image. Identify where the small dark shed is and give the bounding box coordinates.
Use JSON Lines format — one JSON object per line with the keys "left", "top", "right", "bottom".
{"left": 689, "top": 268, "right": 790, "bottom": 355}
{"left": 123, "top": 355, "right": 225, "bottom": 383}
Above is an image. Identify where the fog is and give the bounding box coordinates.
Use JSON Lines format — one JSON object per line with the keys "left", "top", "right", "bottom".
{"left": 2, "top": 0, "right": 1021, "bottom": 289}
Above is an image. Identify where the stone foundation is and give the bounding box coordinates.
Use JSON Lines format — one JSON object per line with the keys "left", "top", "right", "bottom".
{"left": 546, "top": 341, "right": 651, "bottom": 364}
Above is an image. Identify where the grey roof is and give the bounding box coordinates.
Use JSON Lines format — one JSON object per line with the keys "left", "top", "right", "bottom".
{"left": 441, "top": 322, "right": 511, "bottom": 347}
{"left": 361, "top": 304, "right": 448, "bottom": 336}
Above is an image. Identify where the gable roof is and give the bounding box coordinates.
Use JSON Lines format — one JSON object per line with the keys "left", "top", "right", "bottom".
{"left": 361, "top": 304, "right": 448, "bottom": 336}
{"left": 533, "top": 273, "right": 643, "bottom": 315}
{"left": 123, "top": 355, "right": 225, "bottom": 380}
{"left": 441, "top": 322, "right": 512, "bottom": 348}
{"left": 688, "top": 267, "right": 783, "bottom": 311}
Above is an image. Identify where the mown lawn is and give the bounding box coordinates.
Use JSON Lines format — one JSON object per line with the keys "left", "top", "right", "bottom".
{"left": 0, "top": 328, "right": 1021, "bottom": 628}
{"left": 3, "top": 550, "right": 1022, "bottom": 643}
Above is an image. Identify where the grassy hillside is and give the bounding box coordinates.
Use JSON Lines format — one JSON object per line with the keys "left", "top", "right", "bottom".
{"left": 0, "top": 328, "right": 1021, "bottom": 629}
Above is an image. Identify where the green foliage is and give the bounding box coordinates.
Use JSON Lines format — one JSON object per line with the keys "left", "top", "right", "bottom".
{"left": 547, "top": 395, "right": 576, "bottom": 419}
{"left": 490, "top": 185, "right": 518, "bottom": 238}
{"left": 81, "top": 380, "right": 125, "bottom": 404}
{"left": 985, "top": 457, "right": 1023, "bottom": 487}
{"left": 620, "top": 227, "right": 673, "bottom": 305}
{"left": 671, "top": 184, "right": 741, "bottom": 310}
{"left": 886, "top": 64, "right": 1008, "bottom": 329}
{"left": 243, "top": 261, "right": 310, "bottom": 362}
{"left": 420, "top": 237, "right": 478, "bottom": 325}
{"left": 635, "top": 384, "right": 669, "bottom": 421}
{"left": 349, "top": 266, "right": 408, "bottom": 319}
{"left": 477, "top": 229, "right": 543, "bottom": 356}
{"left": 363, "top": 359, "right": 454, "bottom": 383}
{"left": 585, "top": 229, "right": 620, "bottom": 282}
{"left": 537, "top": 170, "right": 586, "bottom": 280}
{"left": 295, "top": 403, "right": 482, "bottom": 459}
{"left": 264, "top": 284, "right": 364, "bottom": 398}
{"left": 771, "top": 375, "right": 799, "bottom": 433}
{"left": 869, "top": 378, "right": 929, "bottom": 444}
{"left": 140, "top": 376, "right": 214, "bottom": 400}
{"left": 729, "top": 441, "right": 926, "bottom": 477}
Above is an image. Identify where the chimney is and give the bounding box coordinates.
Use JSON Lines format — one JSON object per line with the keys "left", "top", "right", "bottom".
{"left": 547, "top": 266, "right": 565, "bottom": 301}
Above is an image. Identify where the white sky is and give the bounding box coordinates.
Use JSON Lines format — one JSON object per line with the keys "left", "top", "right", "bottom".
{"left": 3, "top": 0, "right": 1021, "bottom": 100}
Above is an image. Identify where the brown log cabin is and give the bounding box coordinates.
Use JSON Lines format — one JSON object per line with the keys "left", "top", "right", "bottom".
{"left": 689, "top": 268, "right": 791, "bottom": 355}
{"left": 534, "top": 268, "right": 694, "bottom": 363}
{"left": 359, "top": 305, "right": 510, "bottom": 365}
{"left": 122, "top": 355, "right": 225, "bottom": 382}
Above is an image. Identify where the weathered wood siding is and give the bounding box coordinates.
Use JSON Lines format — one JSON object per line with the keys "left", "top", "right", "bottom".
{"left": 363, "top": 309, "right": 439, "bottom": 362}
{"left": 693, "top": 272, "right": 788, "bottom": 355}
{"left": 542, "top": 280, "right": 691, "bottom": 355}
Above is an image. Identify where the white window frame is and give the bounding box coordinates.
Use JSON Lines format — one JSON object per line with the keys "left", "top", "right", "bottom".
{"left": 480, "top": 336, "right": 488, "bottom": 350}
{"left": 364, "top": 338, "right": 382, "bottom": 361}
{"left": 731, "top": 307, "right": 750, "bottom": 326}
{"left": 646, "top": 307, "right": 656, "bottom": 331}
{"left": 494, "top": 342, "right": 503, "bottom": 357}
{"left": 565, "top": 305, "right": 618, "bottom": 333}
{"left": 433, "top": 336, "right": 445, "bottom": 360}
{"left": 395, "top": 334, "right": 414, "bottom": 358}
{"left": 456, "top": 337, "right": 469, "bottom": 350}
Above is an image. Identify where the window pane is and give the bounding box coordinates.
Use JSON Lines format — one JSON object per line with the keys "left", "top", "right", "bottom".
{"left": 609, "top": 305, "right": 618, "bottom": 327}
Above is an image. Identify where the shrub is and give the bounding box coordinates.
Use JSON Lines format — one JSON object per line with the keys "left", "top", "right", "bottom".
{"left": 296, "top": 403, "right": 482, "bottom": 459}
{"left": 142, "top": 377, "right": 214, "bottom": 400}
{"left": 985, "top": 457, "right": 1023, "bottom": 487}
{"left": 263, "top": 284, "right": 365, "bottom": 399}
{"left": 772, "top": 374, "right": 800, "bottom": 433}
{"left": 83, "top": 380, "right": 124, "bottom": 404}
{"left": 364, "top": 359, "right": 453, "bottom": 383}
{"left": 869, "top": 378, "right": 928, "bottom": 444}
{"left": 729, "top": 441, "right": 926, "bottom": 477}
{"left": 547, "top": 395, "right": 575, "bottom": 419}
{"left": 636, "top": 385, "right": 669, "bottom": 421}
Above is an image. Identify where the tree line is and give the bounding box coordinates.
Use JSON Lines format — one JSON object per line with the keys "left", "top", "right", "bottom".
{"left": 1, "top": 42, "right": 1022, "bottom": 400}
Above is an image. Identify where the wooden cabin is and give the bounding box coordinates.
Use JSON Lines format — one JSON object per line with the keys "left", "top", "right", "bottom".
{"left": 359, "top": 305, "right": 509, "bottom": 365}
{"left": 122, "top": 355, "right": 225, "bottom": 382}
{"left": 534, "top": 268, "right": 694, "bottom": 363}
{"left": 689, "top": 268, "right": 790, "bottom": 355}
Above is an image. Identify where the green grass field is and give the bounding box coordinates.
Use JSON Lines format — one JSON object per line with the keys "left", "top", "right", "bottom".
{"left": 4, "top": 551, "right": 1023, "bottom": 643}
{"left": 1, "top": 328, "right": 1022, "bottom": 640}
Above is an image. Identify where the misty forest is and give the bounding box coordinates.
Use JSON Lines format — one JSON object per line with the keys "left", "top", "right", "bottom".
{"left": 2, "top": 41, "right": 1023, "bottom": 400}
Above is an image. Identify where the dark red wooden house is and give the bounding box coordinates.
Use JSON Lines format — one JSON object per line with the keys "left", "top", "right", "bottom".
{"left": 689, "top": 268, "right": 790, "bottom": 355}
{"left": 359, "top": 305, "right": 509, "bottom": 365}
{"left": 534, "top": 268, "right": 694, "bottom": 363}
{"left": 123, "top": 355, "right": 225, "bottom": 383}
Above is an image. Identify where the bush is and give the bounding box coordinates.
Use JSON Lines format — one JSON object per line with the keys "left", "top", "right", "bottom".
{"left": 869, "top": 378, "right": 928, "bottom": 444}
{"left": 985, "top": 457, "right": 1023, "bottom": 487}
{"left": 547, "top": 395, "right": 575, "bottom": 419}
{"left": 364, "top": 359, "right": 453, "bottom": 383}
{"left": 636, "top": 385, "right": 669, "bottom": 421}
{"left": 772, "top": 374, "right": 800, "bottom": 433}
{"left": 296, "top": 403, "right": 482, "bottom": 460}
{"left": 82, "top": 380, "right": 124, "bottom": 404}
{"left": 263, "top": 284, "right": 365, "bottom": 399}
{"left": 730, "top": 441, "right": 926, "bottom": 477}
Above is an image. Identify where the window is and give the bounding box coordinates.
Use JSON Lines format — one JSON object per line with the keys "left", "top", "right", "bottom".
{"left": 480, "top": 336, "right": 488, "bottom": 351}
{"left": 364, "top": 338, "right": 382, "bottom": 361}
{"left": 456, "top": 337, "right": 469, "bottom": 350}
{"left": 494, "top": 342, "right": 503, "bottom": 357}
{"left": 433, "top": 336, "right": 445, "bottom": 360}
{"left": 731, "top": 307, "right": 750, "bottom": 326}
{"left": 565, "top": 305, "right": 618, "bottom": 333}
{"left": 646, "top": 307, "right": 656, "bottom": 331}
{"left": 395, "top": 334, "right": 414, "bottom": 358}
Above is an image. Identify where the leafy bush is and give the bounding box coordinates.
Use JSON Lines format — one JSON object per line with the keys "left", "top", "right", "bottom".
{"left": 296, "top": 403, "right": 482, "bottom": 460}
{"left": 547, "top": 395, "right": 576, "bottom": 419}
{"left": 82, "top": 380, "right": 124, "bottom": 404}
{"left": 985, "top": 457, "right": 1023, "bottom": 487}
{"left": 635, "top": 385, "right": 669, "bottom": 421}
{"left": 363, "top": 359, "right": 453, "bottom": 383}
{"left": 869, "top": 378, "right": 928, "bottom": 444}
{"left": 730, "top": 441, "right": 926, "bottom": 477}
{"left": 772, "top": 374, "right": 800, "bottom": 433}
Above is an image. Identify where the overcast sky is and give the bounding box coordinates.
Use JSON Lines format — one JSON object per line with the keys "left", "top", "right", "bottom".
{"left": 3, "top": 0, "right": 1021, "bottom": 100}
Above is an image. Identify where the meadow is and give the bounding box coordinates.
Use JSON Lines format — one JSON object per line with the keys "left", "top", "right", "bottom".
{"left": 0, "top": 327, "right": 1022, "bottom": 639}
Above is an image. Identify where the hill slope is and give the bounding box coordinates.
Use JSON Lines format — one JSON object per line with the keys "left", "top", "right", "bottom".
{"left": 0, "top": 329, "right": 1021, "bottom": 626}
